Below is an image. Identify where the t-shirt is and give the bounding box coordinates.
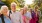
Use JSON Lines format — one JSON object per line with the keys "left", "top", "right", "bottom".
{"left": 9, "top": 11, "right": 21, "bottom": 23}
{"left": 24, "top": 11, "right": 32, "bottom": 23}
{"left": 21, "top": 15, "right": 26, "bottom": 23}
{"left": 24, "top": 11, "right": 32, "bottom": 19}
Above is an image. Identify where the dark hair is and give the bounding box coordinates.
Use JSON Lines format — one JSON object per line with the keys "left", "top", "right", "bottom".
{"left": 35, "top": 6, "right": 39, "bottom": 9}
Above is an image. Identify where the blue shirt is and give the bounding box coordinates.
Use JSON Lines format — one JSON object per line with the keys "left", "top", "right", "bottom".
{"left": 0, "top": 16, "right": 11, "bottom": 23}
{"left": 24, "top": 12, "right": 32, "bottom": 18}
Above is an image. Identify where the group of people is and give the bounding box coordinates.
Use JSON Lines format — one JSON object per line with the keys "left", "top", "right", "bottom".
{"left": 0, "top": 2, "right": 40, "bottom": 23}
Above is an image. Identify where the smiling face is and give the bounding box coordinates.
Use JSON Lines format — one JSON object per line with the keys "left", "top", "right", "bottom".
{"left": 29, "top": 9, "right": 32, "bottom": 12}
{"left": 2, "top": 8, "right": 8, "bottom": 14}
{"left": 20, "top": 8, "right": 24, "bottom": 15}
{"left": 11, "top": 3, "right": 16, "bottom": 12}
{"left": 23, "top": 8, "right": 27, "bottom": 14}
{"left": 1, "top": 6, "right": 8, "bottom": 16}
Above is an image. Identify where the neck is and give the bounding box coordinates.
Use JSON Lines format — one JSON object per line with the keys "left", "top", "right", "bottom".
{"left": 13, "top": 11, "right": 15, "bottom": 12}
{"left": 24, "top": 12, "right": 26, "bottom": 14}
{"left": 3, "top": 14, "right": 9, "bottom": 18}
{"left": 22, "top": 14, "right": 24, "bottom": 15}
{"left": 3, "top": 13, "right": 7, "bottom": 16}
{"left": 11, "top": 10, "right": 16, "bottom": 12}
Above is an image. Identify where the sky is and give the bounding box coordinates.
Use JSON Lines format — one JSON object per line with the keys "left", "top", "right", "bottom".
{"left": 24, "top": 0, "right": 34, "bottom": 5}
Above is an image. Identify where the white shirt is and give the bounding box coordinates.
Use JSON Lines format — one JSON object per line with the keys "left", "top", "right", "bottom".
{"left": 8, "top": 11, "right": 21, "bottom": 23}
{"left": 24, "top": 11, "right": 32, "bottom": 23}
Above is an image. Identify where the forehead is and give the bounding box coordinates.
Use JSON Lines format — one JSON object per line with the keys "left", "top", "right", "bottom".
{"left": 11, "top": 4, "right": 16, "bottom": 6}
{"left": 23, "top": 8, "right": 27, "bottom": 10}
{"left": 21, "top": 10, "right": 23, "bottom": 11}
{"left": 3, "top": 7, "right": 8, "bottom": 9}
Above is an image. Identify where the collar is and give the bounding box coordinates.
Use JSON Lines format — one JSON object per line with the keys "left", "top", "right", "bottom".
{"left": 11, "top": 10, "right": 16, "bottom": 13}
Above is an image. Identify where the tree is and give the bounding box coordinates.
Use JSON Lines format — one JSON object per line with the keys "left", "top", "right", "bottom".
{"left": 34, "top": 0, "right": 42, "bottom": 14}
{"left": 17, "top": 0, "right": 25, "bottom": 8}
{"left": 34, "top": 0, "right": 42, "bottom": 7}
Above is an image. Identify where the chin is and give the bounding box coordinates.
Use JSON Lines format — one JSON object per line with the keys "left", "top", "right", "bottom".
{"left": 13, "top": 11, "right": 15, "bottom": 12}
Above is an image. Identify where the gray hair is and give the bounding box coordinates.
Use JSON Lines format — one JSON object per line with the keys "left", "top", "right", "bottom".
{"left": 20, "top": 8, "right": 23, "bottom": 11}
{"left": 1, "top": 5, "right": 8, "bottom": 11}
{"left": 23, "top": 5, "right": 28, "bottom": 10}
{"left": 11, "top": 2, "right": 17, "bottom": 6}
{"left": 24, "top": 5, "right": 28, "bottom": 8}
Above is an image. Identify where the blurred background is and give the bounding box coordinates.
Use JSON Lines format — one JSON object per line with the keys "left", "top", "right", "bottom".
{"left": 0, "top": 0, "right": 42, "bottom": 23}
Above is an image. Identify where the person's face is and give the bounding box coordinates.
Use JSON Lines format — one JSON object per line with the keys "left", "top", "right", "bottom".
{"left": 20, "top": 9, "right": 24, "bottom": 15}
{"left": 30, "top": 9, "right": 32, "bottom": 12}
{"left": 11, "top": 4, "right": 16, "bottom": 12}
{"left": 23, "top": 8, "right": 27, "bottom": 14}
{"left": 2, "top": 8, "right": 8, "bottom": 14}
{"left": 34, "top": 8, "right": 37, "bottom": 12}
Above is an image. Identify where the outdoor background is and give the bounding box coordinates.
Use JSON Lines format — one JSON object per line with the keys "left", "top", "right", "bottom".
{"left": 0, "top": 0, "right": 42, "bottom": 23}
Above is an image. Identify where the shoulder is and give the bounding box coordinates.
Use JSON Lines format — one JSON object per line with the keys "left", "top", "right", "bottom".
{"left": 16, "top": 11, "right": 20, "bottom": 13}
{"left": 27, "top": 12, "right": 31, "bottom": 14}
{"left": 16, "top": 11, "right": 20, "bottom": 14}
{"left": 16, "top": 12, "right": 21, "bottom": 16}
{"left": 7, "top": 10, "right": 10, "bottom": 14}
{"left": 8, "top": 10, "right": 11, "bottom": 13}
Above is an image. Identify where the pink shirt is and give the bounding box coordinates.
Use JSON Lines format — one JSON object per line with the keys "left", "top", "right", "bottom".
{"left": 21, "top": 15, "right": 26, "bottom": 23}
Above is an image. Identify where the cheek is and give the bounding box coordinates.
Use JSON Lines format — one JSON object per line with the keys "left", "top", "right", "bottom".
{"left": 22, "top": 11, "right": 24, "bottom": 14}
{"left": 24, "top": 11, "right": 25, "bottom": 13}
{"left": 11, "top": 8, "right": 14, "bottom": 10}
{"left": 20, "top": 11, "right": 22, "bottom": 13}
{"left": 24, "top": 10, "right": 25, "bottom": 12}
{"left": 12, "top": 8, "right": 16, "bottom": 10}
{"left": 2, "top": 10, "right": 4, "bottom": 13}
{"left": 4, "top": 10, "right": 8, "bottom": 13}
{"left": 22, "top": 12, "right": 23, "bottom": 14}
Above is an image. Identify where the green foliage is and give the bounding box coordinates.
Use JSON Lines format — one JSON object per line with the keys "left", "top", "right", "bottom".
{"left": 2, "top": 1, "right": 10, "bottom": 10}
{"left": 33, "top": 0, "right": 42, "bottom": 14}
{"left": 28, "top": 5, "right": 31, "bottom": 8}
{"left": 38, "top": 6, "right": 42, "bottom": 14}
{"left": 17, "top": 0, "right": 25, "bottom": 8}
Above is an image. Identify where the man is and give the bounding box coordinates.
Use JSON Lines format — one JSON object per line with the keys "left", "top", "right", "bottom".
{"left": 8, "top": 2, "right": 21, "bottom": 23}
{"left": 23, "top": 6, "right": 32, "bottom": 23}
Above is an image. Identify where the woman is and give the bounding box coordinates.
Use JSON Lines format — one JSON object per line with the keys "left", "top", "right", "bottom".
{"left": 20, "top": 8, "right": 26, "bottom": 23}
{"left": 30, "top": 9, "right": 36, "bottom": 23}
{"left": 23, "top": 6, "right": 32, "bottom": 23}
{"left": 34, "top": 8, "right": 39, "bottom": 23}
{"left": 0, "top": 5, "right": 11, "bottom": 23}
